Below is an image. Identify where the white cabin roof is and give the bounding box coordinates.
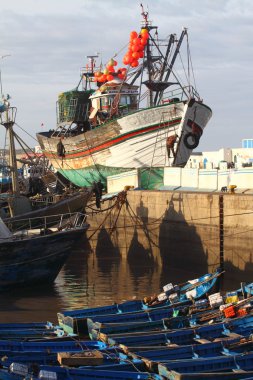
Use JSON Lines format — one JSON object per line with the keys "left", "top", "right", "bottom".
{"left": 90, "top": 80, "right": 139, "bottom": 100}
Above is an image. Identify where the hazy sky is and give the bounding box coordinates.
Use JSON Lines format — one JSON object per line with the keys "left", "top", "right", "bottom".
{"left": 0, "top": 0, "right": 252, "bottom": 152}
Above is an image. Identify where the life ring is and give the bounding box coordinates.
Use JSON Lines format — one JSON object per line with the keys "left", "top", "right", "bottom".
{"left": 183, "top": 132, "right": 200, "bottom": 149}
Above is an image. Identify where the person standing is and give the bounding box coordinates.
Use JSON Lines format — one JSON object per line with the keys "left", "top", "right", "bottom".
{"left": 97, "top": 179, "right": 104, "bottom": 198}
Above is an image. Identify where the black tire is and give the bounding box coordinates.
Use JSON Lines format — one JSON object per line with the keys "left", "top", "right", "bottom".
{"left": 183, "top": 132, "right": 200, "bottom": 149}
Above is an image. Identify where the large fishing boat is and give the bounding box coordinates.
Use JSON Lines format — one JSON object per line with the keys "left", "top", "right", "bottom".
{"left": 37, "top": 7, "right": 212, "bottom": 189}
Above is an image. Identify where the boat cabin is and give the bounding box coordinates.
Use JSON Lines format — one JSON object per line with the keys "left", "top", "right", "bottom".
{"left": 89, "top": 79, "right": 139, "bottom": 126}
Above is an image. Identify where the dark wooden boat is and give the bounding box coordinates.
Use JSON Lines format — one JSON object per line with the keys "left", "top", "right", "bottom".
{"left": 3, "top": 189, "right": 92, "bottom": 230}
{"left": 0, "top": 212, "right": 89, "bottom": 289}
{"left": 0, "top": 99, "right": 92, "bottom": 228}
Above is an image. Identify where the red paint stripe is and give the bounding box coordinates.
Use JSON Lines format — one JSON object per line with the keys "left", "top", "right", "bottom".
{"left": 46, "top": 118, "right": 181, "bottom": 160}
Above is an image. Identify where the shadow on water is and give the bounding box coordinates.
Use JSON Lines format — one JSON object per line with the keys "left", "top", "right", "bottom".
{"left": 223, "top": 260, "right": 253, "bottom": 289}
{"left": 95, "top": 226, "right": 121, "bottom": 273}
{"left": 127, "top": 209, "right": 155, "bottom": 278}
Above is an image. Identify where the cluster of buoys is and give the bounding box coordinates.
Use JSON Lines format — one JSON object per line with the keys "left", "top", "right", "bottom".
{"left": 92, "top": 28, "right": 149, "bottom": 84}
{"left": 94, "top": 58, "right": 127, "bottom": 83}
{"left": 123, "top": 28, "right": 149, "bottom": 67}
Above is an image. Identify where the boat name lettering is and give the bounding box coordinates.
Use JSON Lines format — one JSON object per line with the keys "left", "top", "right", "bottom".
{"left": 106, "top": 90, "right": 139, "bottom": 95}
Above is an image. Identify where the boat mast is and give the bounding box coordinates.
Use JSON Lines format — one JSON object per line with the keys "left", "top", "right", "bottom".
{"left": 153, "top": 34, "right": 175, "bottom": 105}
{"left": 82, "top": 55, "right": 98, "bottom": 91}
{"left": 0, "top": 104, "right": 19, "bottom": 195}
{"left": 141, "top": 5, "right": 154, "bottom": 107}
{"left": 156, "top": 28, "right": 187, "bottom": 105}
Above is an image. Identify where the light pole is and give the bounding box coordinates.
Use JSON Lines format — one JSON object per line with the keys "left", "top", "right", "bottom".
{"left": 0, "top": 54, "right": 11, "bottom": 95}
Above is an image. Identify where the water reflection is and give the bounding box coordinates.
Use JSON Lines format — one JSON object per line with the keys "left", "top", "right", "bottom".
{"left": 55, "top": 237, "right": 161, "bottom": 311}
{"left": 0, "top": 236, "right": 248, "bottom": 324}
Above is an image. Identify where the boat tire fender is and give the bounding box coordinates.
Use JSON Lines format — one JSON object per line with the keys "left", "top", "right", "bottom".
{"left": 183, "top": 132, "right": 199, "bottom": 149}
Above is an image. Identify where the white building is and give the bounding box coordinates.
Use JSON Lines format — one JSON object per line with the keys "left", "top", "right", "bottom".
{"left": 187, "top": 140, "right": 253, "bottom": 170}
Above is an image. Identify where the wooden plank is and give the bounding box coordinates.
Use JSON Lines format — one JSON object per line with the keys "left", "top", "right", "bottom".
{"left": 57, "top": 351, "right": 104, "bottom": 366}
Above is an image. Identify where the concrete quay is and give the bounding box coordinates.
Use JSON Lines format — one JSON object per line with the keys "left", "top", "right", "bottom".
{"left": 87, "top": 190, "right": 253, "bottom": 288}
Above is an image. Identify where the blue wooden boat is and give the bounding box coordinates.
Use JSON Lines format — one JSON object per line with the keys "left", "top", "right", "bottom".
{"left": 0, "top": 349, "right": 127, "bottom": 368}
{"left": 158, "top": 351, "right": 253, "bottom": 377}
{"left": 243, "top": 283, "right": 253, "bottom": 296}
{"left": 0, "top": 339, "right": 107, "bottom": 354}
{"left": 0, "top": 347, "right": 124, "bottom": 368}
{"left": 0, "top": 328, "right": 65, "bottom": 340}
{"left": 127, "top": 335, "right": 253, "bottom": 363}
{"left": 61, "top": 302, "right": 192, "bottom": 336}
{"left": 66, "top": 290, "right": 252, "bottom": 335}
{"left": 89, "top": 319, "right": 170, "bottom": 340}
{"left": 163, "top": 370, "right": 253, "bottom": 379}
{"left": 0, "top": 364, "right": 163, "bottom": 380}
{"left": 0, "top": 321, "right": 63, "bottom": 340}
{"left": 57, "top": 268, "right": 222, "bottom": 333}
{"left": 88, "top": 307, "right": 223, "bottom": 339}
{"left": 102, "top": 314, "right": 253, "bottom": 347}
{"left": 0, "top": 322, "right": 55, "bottom": 330}
{"left": 38, "top": 365, "right": 163, "bottom": 380}
{"left": 1, "top": 352, "right": 58, "bottom": 367}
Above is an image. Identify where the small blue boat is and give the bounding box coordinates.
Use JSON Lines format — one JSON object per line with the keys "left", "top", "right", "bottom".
{"left": 0, "top": 322, "right": 55, "bottom": 330}
{"left": 62, "top": 301, "right": 192, "bottom": 336}
{"left": 0, "top": 364, "right": 163, "bottom": 380}
{"left": 0, "top": 329, "right": 64, "bottom": 340}
{"left": 57, "top": 268, "right": 222, "bottom": 334}
{"left": 102, "top": 313, "right": 253, "bottom": 347}
{"left": 127, "top": 335, "right": 253, "bottom": 363}
{"left": 0, "top": 339, "right": 107, "bottom": 354}
{"left": 88, "top": 307, "right": 223, "bottom": 339}
{"left": 0, "top": 322, "right": 65, "bottom": 340}
{"left": 38, "top": 365, "right": 163, "bottom": 380}
{"left": 0, "top": 347, "right": 124, "bottom": 368}
{"left": 158, "top": 352, "right": 253, "bottom": 377}
{"left": 243, "top": 282, "right": 253, "bottom": 296}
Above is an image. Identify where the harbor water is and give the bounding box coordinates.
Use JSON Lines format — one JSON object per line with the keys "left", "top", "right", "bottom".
{"left": 0, "top": 236, "right": 235, "bottom": 324}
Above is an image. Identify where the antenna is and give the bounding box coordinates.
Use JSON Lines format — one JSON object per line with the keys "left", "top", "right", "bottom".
{"left": 0, "top": 54, "right": 11, "bottom": 95}
{"left": 140, "top": 3, "right": 149, "bottom": 25}
{"left": 86, "top": 55, "right": 99, "bottom": 74}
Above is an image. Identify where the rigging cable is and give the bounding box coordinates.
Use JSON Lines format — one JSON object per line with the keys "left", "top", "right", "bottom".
{"left": 15, "top": 122, "right": 38, "bottom": 143}
{"left": 187, "top": 32, "right": 197, "bottom": 94}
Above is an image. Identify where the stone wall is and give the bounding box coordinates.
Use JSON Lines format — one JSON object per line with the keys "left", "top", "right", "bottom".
{"left": 87, "top": 190, "right": 253, "bottom": 288}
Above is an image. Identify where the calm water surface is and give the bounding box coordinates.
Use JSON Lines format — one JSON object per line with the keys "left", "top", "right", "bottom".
{"left": 0, "top": 239, "right": 234, "bottom": 324}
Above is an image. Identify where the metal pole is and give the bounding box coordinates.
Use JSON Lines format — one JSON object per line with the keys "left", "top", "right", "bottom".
{"left": 219, "top": 194, "right": 224, "bottom": 272}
